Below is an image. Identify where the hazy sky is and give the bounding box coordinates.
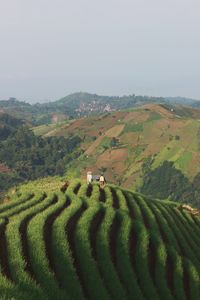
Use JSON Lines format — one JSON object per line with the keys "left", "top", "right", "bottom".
{"left": 0, "top": 0, "right": 200, "bottom": 102}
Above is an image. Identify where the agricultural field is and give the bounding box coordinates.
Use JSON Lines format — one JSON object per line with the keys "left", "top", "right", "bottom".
{"left": 0, "top": 180, "right": 200, "bottom": 299}
{"left": 41, "top": 104, "right": 200, "bottom": 193}
{"left": 26, "top": 103, "right": 200, "bottom": 206}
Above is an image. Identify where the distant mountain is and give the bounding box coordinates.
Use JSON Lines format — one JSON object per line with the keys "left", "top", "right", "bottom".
{"left": 36, "top": 92, "right": 167, "bottom": 118}
{"left": 0, "top": 97, "right": 31, "bottom": 109}
{"left": 165, "top": 96, "right": 199, "bottom": 106}
{"left": 1, "top": 92, "right": 200, "bottom": 126}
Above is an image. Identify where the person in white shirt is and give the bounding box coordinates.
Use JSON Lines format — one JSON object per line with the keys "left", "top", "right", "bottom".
{"left": 87, "top": 171, "right": 93, "bottom": 184}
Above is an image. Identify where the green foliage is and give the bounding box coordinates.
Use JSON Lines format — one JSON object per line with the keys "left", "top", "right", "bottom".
{"left": 0, "top": 126, "right": 82, "bottom": 193}
{"left": 97, "top": 137, "right": 112, "bottom": 152}
{"left": 27, "top": 193, "right": 68, "bottom": 299}
{"left": 146, "top": 112, "right": 161, "bottom": 122}
{"left": 140, "top": 161, "right": 200, "bottom": 207}
{"left": 0, "top": 112, "right": 23, "bottom": 140}
{"left": 51, "top": 192, "right": 84, "bottom": 299}
{"left": 123, "top": 122, "right": 143, "bottom": 133}
{"left": 96, "top": 207, "right": 127, "bottom": 299}
{"left": 0, "top": 180, "right": 200, "bottom": 299}
{"left": 176, "top": 151, "right": 192, "bottom": 171}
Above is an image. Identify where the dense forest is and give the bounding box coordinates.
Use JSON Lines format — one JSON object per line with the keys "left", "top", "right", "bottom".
{"left": 141, "top": 161, "right": 200, "bottom": 208}
{"left": 0, "top": 112, "right": 24, "bottom": 140}
{"left": 0, "top": 125, "right": 82, "bottom": 192}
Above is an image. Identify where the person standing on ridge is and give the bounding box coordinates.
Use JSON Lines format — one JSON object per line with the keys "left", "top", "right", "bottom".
{"left": 99, "top": 174, "right": 106, "bottom": 189}
{"left": 87, "top": 171, "right": 93, "bottom": 184}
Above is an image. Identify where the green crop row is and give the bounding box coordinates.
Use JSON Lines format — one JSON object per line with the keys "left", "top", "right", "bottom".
{"left": 51, "top": 191, "right": 85, "bottom": 299}
{"left": 133, "top": 195, "right": 173, "bottom": 300}
{"left": 0, "top": 193, "right": 46, "bottom": 219}
{"left": 117, "top": 210, "right": 144, "bottom": 300}
{"left": 96, "top": 207, "right": 127, "bottom": 299}
{"left": 148, "top": 202, "right": 186, "bottom": 300}
{"left": 0, "top": 181, "right": 199, "bottom": 299}
{"left": 0, "top": 193, "right": 34, "bottom": 215}
{"left": 5, "top": 193, "right": 54, "bottom": 299}
{"left": 74, "top": 204, "right": 110, "bottom": 300}
{"left": 27, "top": 192, "right": 69, "bottom": 299}
{"left": 154, "top": 202, "right": 200, "bottom": 298}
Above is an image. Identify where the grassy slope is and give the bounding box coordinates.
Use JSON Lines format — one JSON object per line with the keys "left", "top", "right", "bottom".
{"left": 32, "top": 103, "right": 200, "bottom": 190}
{"left": 0, "top": 179, "right": 200, "bottom": 299}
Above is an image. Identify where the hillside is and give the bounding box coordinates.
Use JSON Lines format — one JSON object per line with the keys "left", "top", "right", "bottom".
{"left": 37, "top": 103, "right": 200, "bottom": 206}
{"left": 0, "top": 125, "right": 82, "bottom": 194}
{"left": 2, "top": 100, "right": 200, "bottom": 206}
{"left": 0, "top": 180, "right": 200, "bottom": 299}
{"left": 0, "top": 112, "right": 24, "bottom": 140}
{"left": 1, "top": 93, "right": 199, "bottom": 126}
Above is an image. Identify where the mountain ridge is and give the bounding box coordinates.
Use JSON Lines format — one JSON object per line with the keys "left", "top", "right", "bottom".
{"left": 1, "top": 92, "right": 200, "bottom": 125}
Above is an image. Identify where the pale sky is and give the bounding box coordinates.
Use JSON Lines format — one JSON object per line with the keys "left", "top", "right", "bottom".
{"left": 0, "top": 0, "right": 200, "bottom": 102}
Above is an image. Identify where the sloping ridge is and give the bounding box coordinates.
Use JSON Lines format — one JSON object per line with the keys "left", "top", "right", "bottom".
{"left": 0, "top": 181, "right": 200, "bottom": 299}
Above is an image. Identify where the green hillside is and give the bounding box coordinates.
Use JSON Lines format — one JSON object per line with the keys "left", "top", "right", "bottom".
{"left": 0, "top": 180, "right": 200, "bottom": 299}
{"left": 2, "top": 103, "right": 200, "bottom": 207}
{"left": 34, "top": 103, "right": 200, "bottom": 206}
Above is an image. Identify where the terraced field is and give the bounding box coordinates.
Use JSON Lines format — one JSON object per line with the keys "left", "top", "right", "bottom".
{"left": 0, "top": 181, "right": 200, "bottom": 299}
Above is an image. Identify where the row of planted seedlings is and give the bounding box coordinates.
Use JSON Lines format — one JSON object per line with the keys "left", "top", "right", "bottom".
{"left": 77, "top": 182, "right": 93, "bottom": 200}
{"left": 72, "top": 180, "right": 82, "bottom": 195}
{"left": 5, "top": 192, "right": 55, "bottom": 300}
{"left": 147, "top": 201, "right": 187, "bottom": 300}
{"left": 0, "top": 193, "right": 46, "bottom": 220}
{"left": 167, "top": 205, "right": 200, "bottom": 256}
{"left": 50, "top": 191, "right": 86, "bottom": 299}
{"left": 66, "top": 179, "right": 82, "bottom": 194}
{"left": 151, "top": 200, "right": 200, "bottom": 299}
{"left": 0, "top": 272, "right": 34, "bottom": 300}
{"left": 0, "top": 192, "right": 34, "bottom": 215}
{"left": 164, "top": 205, "right": 200, "bottom": 298}
{"left": 114, "top": 190, "right": 144, "bottom": 300}
{"left": 63, "top": 181, "right": 111, "bottom": 299}
{"left": 121, "top": 191, "right": 158, "bottom": 300}
{"left": 78, "top": 182, "right": 108, "bottom": 206}
{"left": 156, "top": 201, "right": 200, "bottom": 271}
{"left": 73, "top": 183, "right": 123, "bottom": 298}
{"left": 0, "top": 217, "right": 26, "bottom": 300}
{"left": 139, "top": 194, "right": 200, "bottom": 300}
{"left": 97, "top": 186, "right": 143, "bottom": 299}
{"left": 95, "top": 195, "right": 127, "bottom": 300}
{"left": 74, "top": 196, "right": 111, "bottom": 300}
{"left": 0, "top": 190, "right": 48, "bottom": 291}
{"left": 131, "top": 193, "right": 172, "bottom": 300}
{"left": 26, "top": 192, "right": 71, "bottom": 300}
{"left": 179, "top": 207, "right": 200, "bottom": 228}
{"left": 161, "top": 202, "right": 200, "bottom": 299}
{"left": 184, "top": 209, "right": 200, "bottom": 236}
{"left": 191, "top": 211, "right": 200, "bottom": 227}
{"left": 0, "top": 191, "right": 46, "bottom": 278}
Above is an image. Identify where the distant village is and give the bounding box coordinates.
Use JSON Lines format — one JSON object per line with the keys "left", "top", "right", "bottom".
{"left": 75, "top": 101, "right": 114, "bottom": 115}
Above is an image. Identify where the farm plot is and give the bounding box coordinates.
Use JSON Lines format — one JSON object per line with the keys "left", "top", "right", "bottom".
{"left": 0, "top": 181, "right": 199, "bottom": 299}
